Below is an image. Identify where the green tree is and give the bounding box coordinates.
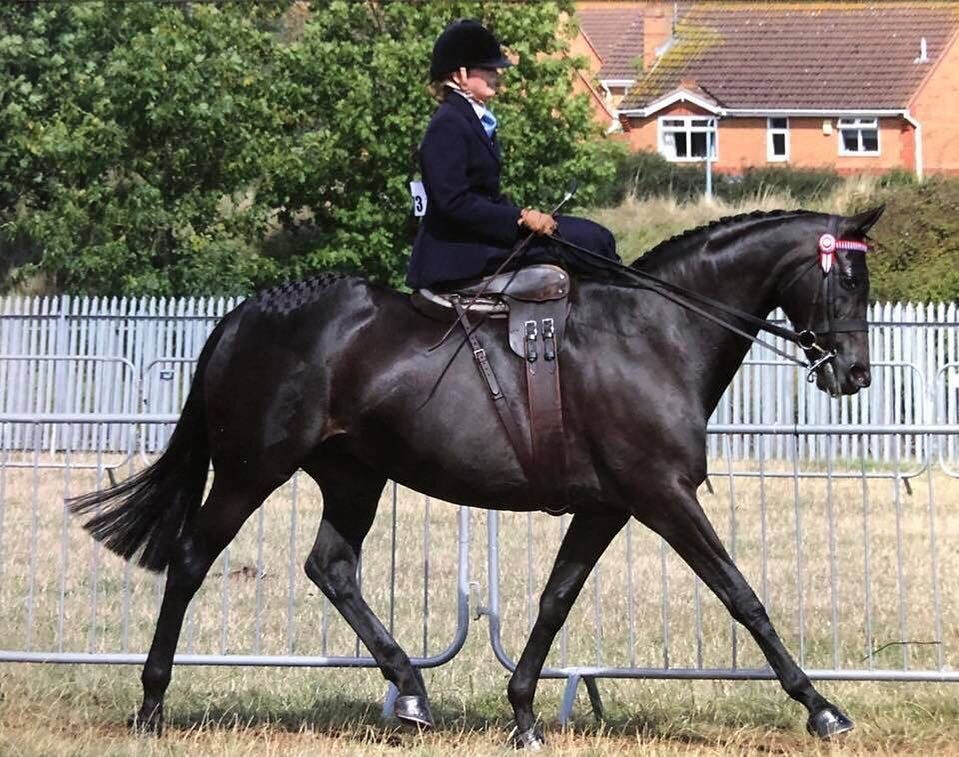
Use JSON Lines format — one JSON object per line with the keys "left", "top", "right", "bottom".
{"left": 0, "top": 0, "right": 615, "bottom": 296}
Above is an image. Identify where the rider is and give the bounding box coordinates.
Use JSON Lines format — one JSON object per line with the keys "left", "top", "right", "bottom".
{"left": 405, "top": 19, "right": 621, "bottom": 291}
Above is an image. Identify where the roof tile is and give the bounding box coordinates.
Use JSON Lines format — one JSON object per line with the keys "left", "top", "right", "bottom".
{"left": 577, "top": 7, "right": 646, "bottom": 79}
{"left": 618, "top": 2, "right": 959, "bottom": 111}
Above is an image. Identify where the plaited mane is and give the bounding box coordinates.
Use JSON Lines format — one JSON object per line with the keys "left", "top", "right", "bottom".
{"left": 632, "top": 209, "right": 814, "bottom": 271}
{"left": 253, "top": 272, "right": 349, "bottom": 317}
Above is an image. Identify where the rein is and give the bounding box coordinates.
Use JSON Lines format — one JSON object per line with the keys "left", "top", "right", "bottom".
{"left": 545, "top": 226, "right": 869, "bottom": 379}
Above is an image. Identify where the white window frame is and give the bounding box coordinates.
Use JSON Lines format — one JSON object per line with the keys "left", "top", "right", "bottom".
{"left": 767, "top": 117, "right": 789, "bottom": 162}
{"left": 657, "top": 116, "right": 718, "bottom": 162}
{"left": 838, "top": 117, "right": 880, "bottom": 156}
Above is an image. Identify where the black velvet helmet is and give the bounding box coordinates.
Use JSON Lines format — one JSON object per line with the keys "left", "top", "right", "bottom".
{"left": 429, "top": 19, "right": 512, "bottom": 81}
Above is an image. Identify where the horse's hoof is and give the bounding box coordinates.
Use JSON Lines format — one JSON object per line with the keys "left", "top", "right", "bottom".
{"left": 394, "top": 694, "right": 434, "bottom": 729}
{"left": 510, "top": 727, "right": 545, "bottom": 750}
{"left": 807, "top": 706, "right": 854, "bottom": 739}
{"left": 128, "top": 705, "right": 163, "bottom": 737}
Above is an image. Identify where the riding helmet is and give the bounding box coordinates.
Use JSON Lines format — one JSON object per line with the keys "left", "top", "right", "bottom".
{"left": 429, "top": 19, "right": 512, "bottom": 81}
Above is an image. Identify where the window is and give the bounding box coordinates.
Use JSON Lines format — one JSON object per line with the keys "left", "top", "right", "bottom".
{"left": 767, "top": 117, "right": 789, "bottom": 161}
{"left": 659, "top": 116, "right": 717, "bottom": 161}
{"left": 838, "top": 117, "right": 879, "bottom": 155}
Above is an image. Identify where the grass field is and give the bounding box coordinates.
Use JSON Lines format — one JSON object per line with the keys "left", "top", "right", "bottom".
{"left": 585, "top": 176, "right": 880, "bottom": 267}
{"left": 1, "top": 449, "right": 957, "bottom": 755}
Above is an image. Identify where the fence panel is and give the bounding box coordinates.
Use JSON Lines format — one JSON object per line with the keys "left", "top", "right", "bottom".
{"left": 485, "top": 421, "right": 959, "bottom": 723}
{"left": 0, "top": 419, "right": 470, "bottom": 677}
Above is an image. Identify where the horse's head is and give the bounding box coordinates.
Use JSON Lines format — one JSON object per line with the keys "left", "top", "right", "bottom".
{"left": 779, "top": 205, "right": 884, "bottom": 397}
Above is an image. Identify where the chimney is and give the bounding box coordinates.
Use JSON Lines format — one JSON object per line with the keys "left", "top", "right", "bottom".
{"left": 643, "top": 2, "right": 674, "bottom": 70}
{"left": 915, "top": 36, "right": 929, "bottom": 63}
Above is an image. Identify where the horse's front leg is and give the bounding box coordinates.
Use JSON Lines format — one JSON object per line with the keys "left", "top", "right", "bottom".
{"left": 507, "top": 510, "right": 628, "bottom": 748}
{"left": 637, "top": 484, "right": 853, "bottom": 740}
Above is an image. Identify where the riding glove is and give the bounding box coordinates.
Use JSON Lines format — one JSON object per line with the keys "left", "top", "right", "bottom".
{"left": 519, "top": 208, "right": 558, "bottom": 236}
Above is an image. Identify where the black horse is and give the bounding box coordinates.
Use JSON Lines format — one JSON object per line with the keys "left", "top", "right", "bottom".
{"left": 71, "top": 206, "right": 883, "bottom": 747}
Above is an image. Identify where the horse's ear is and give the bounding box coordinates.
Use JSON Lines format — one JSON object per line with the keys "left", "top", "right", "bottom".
{"left": 840, "top": 205, "right": 885, "bottom": 236}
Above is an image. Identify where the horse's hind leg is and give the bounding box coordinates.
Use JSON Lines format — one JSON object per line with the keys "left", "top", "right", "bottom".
{"left": 302, "top": 456, "right": 432, "bottom": 728}
{"left": 637, "top": 486, "right": 853, "bottom": 740}
{"left": 134, "top": 475, "right": 269, "bottom": 734}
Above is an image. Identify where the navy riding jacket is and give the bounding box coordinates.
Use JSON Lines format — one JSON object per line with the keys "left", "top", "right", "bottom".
{"left": 406, "top": 93, "right": 522, "bottom": 289}
{"left": 406, "top": 92, "right": 620, "bottom": 289}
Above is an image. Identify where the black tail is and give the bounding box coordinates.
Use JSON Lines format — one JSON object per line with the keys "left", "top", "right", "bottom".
{"left": 69, "top": 319, "right": 228, "bottom": 573}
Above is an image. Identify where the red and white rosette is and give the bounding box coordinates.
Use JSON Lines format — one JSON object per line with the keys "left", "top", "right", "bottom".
{"left": 818, "top": 233, "right": 837, "bottom": 273}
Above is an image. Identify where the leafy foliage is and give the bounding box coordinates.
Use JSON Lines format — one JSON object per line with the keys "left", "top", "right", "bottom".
{"left": 850, "top": 177, "right": 959, "bottom": 302}
{"left": 0, "top": 1, "right": 614, "bottom": 295}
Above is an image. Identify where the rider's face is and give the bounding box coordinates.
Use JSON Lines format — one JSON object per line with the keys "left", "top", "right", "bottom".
{"left": 453, "top": 67, "right": 500, "bottom": 103}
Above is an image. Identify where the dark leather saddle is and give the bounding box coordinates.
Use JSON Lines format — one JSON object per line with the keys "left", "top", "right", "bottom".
{"left": 414, "top": 265, "right": 571, "bottom": 512}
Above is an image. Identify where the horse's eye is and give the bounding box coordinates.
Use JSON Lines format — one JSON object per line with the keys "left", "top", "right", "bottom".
{"left": 840, "top": 275, "right": 859, "bottom": 291}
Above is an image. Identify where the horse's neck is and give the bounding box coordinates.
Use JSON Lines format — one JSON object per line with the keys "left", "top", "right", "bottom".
{"left": 647, "top": 240, "right": 785, "bottom": 321}
{"left": 644, "top": 237, "right": 795, "bottom": 412}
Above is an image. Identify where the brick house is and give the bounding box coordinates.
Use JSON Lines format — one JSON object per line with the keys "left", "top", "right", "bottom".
{"left": 575, "top": 1, "right": 959, "bottom": 177}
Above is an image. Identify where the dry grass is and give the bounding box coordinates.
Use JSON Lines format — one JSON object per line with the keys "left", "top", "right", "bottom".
{"left": 585, "top": 175, "right": 883, "bottom": 267}
{"left": 1, "top": 453, "right": 958, "bottom": 755}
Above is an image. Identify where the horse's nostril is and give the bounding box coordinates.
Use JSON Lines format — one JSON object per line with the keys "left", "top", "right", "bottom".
{"left": 851, "top": 364, "right": 871, "bottom": 388}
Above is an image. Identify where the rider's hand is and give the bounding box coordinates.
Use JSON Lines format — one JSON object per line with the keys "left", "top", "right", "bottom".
{"left": 519, "top": 208, "right": 558, "bottom": 236}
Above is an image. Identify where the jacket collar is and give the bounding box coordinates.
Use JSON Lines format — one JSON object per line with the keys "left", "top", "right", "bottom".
{"left": 443, "top": 91, "right": 501, "bottom": 163}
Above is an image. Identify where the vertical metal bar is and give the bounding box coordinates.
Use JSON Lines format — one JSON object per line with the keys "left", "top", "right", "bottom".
{"left": 287, "top": 472, "right": 298, "bottom": 655}
{"left": 0, "top": 443, "right": 8, "bottom": 584}
{"left": 659, "top": 537, "right": 670, "bottom": 668}
{"left": 220, "top": 545, "right": 230, "bottom": 655}
{"left": 88, "top": 445, "right": 105, "bottom": 651}
{"left": 758, "top": 434, "right": 769, "bottom": 606}
{"left": 625, "top": 520, "right": 636, "bottom": 668}
{"left": 559, "top": 515, "right": 569, "bottom": 667}
{"left": 526, "top": 512, "right": 534, "bottom": 634}
{"left": 925, "top": 438, "right": 944, "bottom": 669}
{"left": 389, "top": 482, "right": 397, "bottom": 637}
{"left": 591, "top": 562, "right": 603, "bottom": 665}
{"left": 254, "top": 505, "right": 265, "bottom": 655}
{"left": 860, "top": 446, "right": 874, "bottom": 668}
{"left": 56, "top": 447, "right": 72, "bottom": 652}
{"left": 790, "top": 433, "right": 806, "bottom": 665}
{"left": 723, "top": 434, "right": 738, "bottom": 668}
{"left": 422, "top": 495, "right": 431, "bottom": 657}
{"left": 892, "top": 435, "right": 909, "bottom": 670}
{"left": 693, "top": 576, "right": 704, "bottom": 669}
{"left": 25, "top": 441, "right": 41, "bottom": 649}
{"left": 825, "top": 434, "right": 840, "bottom": 669}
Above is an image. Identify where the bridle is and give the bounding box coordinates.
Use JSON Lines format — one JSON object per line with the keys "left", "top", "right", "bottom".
{"left": 546, "top": 223, "right": 871, "bottom": 382}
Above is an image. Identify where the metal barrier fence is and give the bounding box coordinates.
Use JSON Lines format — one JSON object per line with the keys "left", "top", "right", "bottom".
{"left": 2, "top": 296, "right": 958, "bottom": 462}
{"left": 485, "top": 423, "right": 959, "bottom": 723}
{"left": 0, "top": 418, "right": 470, "bottom": 707}
{"left": 1, "top": 302, "right": 957, "bottom": 723}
